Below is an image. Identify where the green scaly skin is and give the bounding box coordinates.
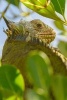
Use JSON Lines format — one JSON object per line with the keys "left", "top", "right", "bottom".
{"left": 1, "top": 17, "right": 67, "bottom": 88}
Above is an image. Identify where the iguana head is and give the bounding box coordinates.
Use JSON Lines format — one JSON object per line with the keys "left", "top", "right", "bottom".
{"left": 3, "top": 17, "right": 56, "bottom": 44}
{"left": 30, "top": 19, "right": 56, "bottom": 44}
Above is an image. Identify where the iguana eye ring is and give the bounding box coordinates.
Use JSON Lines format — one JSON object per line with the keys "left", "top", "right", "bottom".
{"left": 26, "top": 30, "right": 29, "bottom": 35}
{"left": 36, "top": 23, "right": 42, "bottom": 28}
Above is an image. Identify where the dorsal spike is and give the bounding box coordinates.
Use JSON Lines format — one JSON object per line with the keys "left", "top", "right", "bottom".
{"left": 3, "top": 16, "right": 12, "bottom": 29}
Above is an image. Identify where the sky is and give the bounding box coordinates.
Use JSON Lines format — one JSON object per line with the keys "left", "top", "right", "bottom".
{"left": 0, "top": 0, "right": 67, "bottom": 58}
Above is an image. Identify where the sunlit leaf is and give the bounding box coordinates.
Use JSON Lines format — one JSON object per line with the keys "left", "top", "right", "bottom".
{"left": 20, "top": 0, "right": 63, "bottom": 22}
{"left": 0, "top": 65, "right": 25, "bottom": 100}
{"left": 54, "top": 21, "right": 65, "bottom": 31}
{"left": 64, "top": 0, "right": 67, "bottom": 20}
{"left": 51, "top": 0, "right": 65, "bottom": 15}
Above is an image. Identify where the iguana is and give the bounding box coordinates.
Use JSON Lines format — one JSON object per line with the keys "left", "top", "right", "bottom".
{"left": 1, "top": 17, "right": 67, "bottom": 88}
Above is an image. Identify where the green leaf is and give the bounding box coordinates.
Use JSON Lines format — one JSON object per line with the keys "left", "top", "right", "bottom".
{"left": 54, "top": 21, "right": 65, "bottom": 31}
{"left": 0, "top": 65, "right": 25, "bottom": 100}
{"left": 0, "top": 91, "right": 3, "bottom": 100}
{"left": 26, "top": 52, "right": 52, "bottom": 97}
{"left": 6, "top": 0, "right": 20, "bottom": 7}
{"left": 58, "top": 41, "right": 67, "bottom": 57}
{"left": 27, "top": 0, "right": 47, "bottom": 5}
{"left": 52, "top": 75, "right": 67, "bottom": 100}
{"left": 51, "top": 0, "right": 65, "bottom": 15}
{"left": 20, "top": 0, "right": 63, "bottom": 22}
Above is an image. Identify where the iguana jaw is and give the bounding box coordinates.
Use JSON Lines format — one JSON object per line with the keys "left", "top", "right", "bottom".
{"left": 30, "top": 19, "right": 56, "bottom": 44}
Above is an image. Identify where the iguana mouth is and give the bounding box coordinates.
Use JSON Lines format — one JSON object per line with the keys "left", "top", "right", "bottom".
{"left": 34, "top": 30, "right": 56, "bottom": 44}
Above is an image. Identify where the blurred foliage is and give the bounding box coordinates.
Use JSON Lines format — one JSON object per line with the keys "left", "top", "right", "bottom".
{"left": 25, "top": 52, "right": 52, "bottom": 100}
{"left": 52, "top": 75, "right": 67, "bottom": 100}
{"left": 54, "top": 21, "right": 65, "bottom": 32}
{"left": 0, "top": 54, "right": 67, "bottom": 100}
{"left": 26, "top": 51, "right": 52, "bottom": 89}
{"left": 0, "top": 65, "right": 24, "bottom": 100}
{"left": 58, "top": 41, "right": 67, "bottom": 57}
{"left": 0, "top": 0, "right": 67, "bottom": 100}
{"left": 25, "top": 52, "right": 67, "bottom": 100}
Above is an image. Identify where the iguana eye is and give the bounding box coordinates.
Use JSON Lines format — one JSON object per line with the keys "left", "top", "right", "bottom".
{"left": 36, "top": 23, "right": 42, "bottom": 28}
{"left": 25, "top": 30, "right": 29, "bottom": 36}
